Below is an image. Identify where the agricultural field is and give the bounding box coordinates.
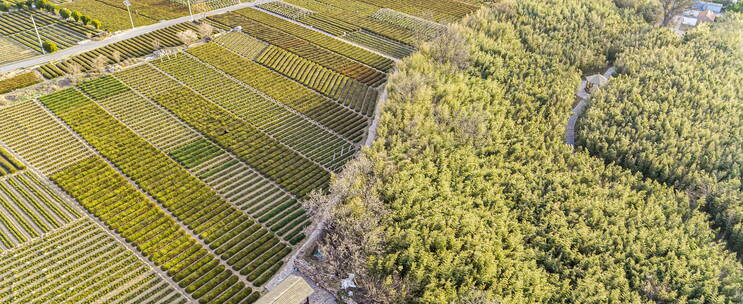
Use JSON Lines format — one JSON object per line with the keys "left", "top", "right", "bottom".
{"left": 0, "top": 37, "right": 36, "bottom": 64}
{"left": 61, "top": 0, "right": 158, "bottom": 32}
{"left": 0, "top": 71, "right": 41, "bottom": 94}
{"left": 0, "top": 0, "right": 480, "bottom": 300}
{"left": 38, "top": 22, "right": 201, "bottom": 79}
{"left": 0, "top": 218, "right": 186, "bottom": 303}
{"left": 0, "top": 9, "right": 99, "bottom": 54}
{"left": 60, "top": 0, "right": 188, "bottom": 32}
{"left": 255, "top": 0, "right": 462, "bottom": 58}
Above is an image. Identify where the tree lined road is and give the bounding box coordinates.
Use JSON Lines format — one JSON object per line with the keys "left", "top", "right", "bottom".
{"left": 0, "top": 0, "right": 396, "bottom": 75}
{"left": 0, "top": 0, "right": 272, "bottom": 74}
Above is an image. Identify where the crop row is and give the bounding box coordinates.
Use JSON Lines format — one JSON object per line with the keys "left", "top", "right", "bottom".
{"left": 152, "top": 54, "right": 357, "bottom": 169}
{"left": 0, "top": 172, "right": 79, "bottom": 249}
{"left": 51, "top": 155, "right": 257, "bottom": 304}
{"left": 0, "top": 219, "right": 187, "bottom": 304}
{"left": 59, "top": 0, "right": 156, "bottom": 32}
{"left": 370, "top": 8, "right": 445, "bottom": 40}
{"left": 169, "top": 138, "right": 223, "bottom": 169}
{"left": 212, "top": 32, "right": 268, "bottom": 60}
{"left": 256, "top": 45, "right": 378, "bottom": 117}
{"left": 234, "top": 7, "right": 393, "bottom": 71}
{"left": 263, "top": 0, "right": 422, "bottom": 50}
{"left": 115, "top": 65, "right": 329, "bottom": 198}
{"left": 158, "top": 125, "right": 310, "bottom": 242}
{"left": 282, "top": 0, "right": 380, "bottom": 15}
{"left": 1, "top": 9, "right": 97, "bottom": 53}
{"left": 0, "top": 9, "right": 91, "bottom": 36}
{"left": 0, "top": 147, "right": 24, "bottom": 176}
{"left": 356, "top": 0, "right": 477, "bottom": 23}
{"left": 0, "top": 36, "right": 35, "bottom": 64}
{"left": 258, "top": 1, "right": 358, "bottom": 36}
{"left": 0, "top": 101, "right": 93, "bottom": 174}
{"left": 209, "top": 14, "right": 387, "bottom": 87}
{"left": 77, "top": 74, "right": 130, "bottom": 99}
{"left": 82, "top": 74, "right": 302, "bottom": 236}
{"left": 107, "top": 66, "right": 310, "bottom": 242}
{"left": 190, "top": 43, "right": 370, "bottom": 144}
{"left": 86, "top": 72, "right": 308, "bottom": 228}
{"left": 86, "top": 76, "right": 199, "bottom": 152}
{"left": 343, "top": 29, "right": 414, "bottom": 59}
{"left": 8, "top": 23, "right": 89, "bottom": 53}
{"left": 37, "top": 22, "right": 197, "bottom": 79}
{"left": 0, "top": 71, "right": 41, "bottom": 94}
{"left": 258, "top": 1, "right": 314, "bottom": 20}
{"left": 42, "top": 87, "right": 293, "bottom": 288}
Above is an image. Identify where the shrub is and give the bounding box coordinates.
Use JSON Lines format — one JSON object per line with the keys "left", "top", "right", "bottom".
{"left": 80, "top": 14, "right": 90, "bottom": 25}
{"left": 0, "top": 72, "right": 41, "bottom": 94}
{"left": 59, "top": 8, "right": 70, "bottom": 19}
{"left": 71, "top": 10, "right": 81, "bottom": 22}
{"left": 42, "top": 40, "right": 58, "bottom": 53}
{"left": 0, "top": 1, "right": 10, "bottom": 11}
{"left": 91, "top": 19, "right": 102, "bottom": 29}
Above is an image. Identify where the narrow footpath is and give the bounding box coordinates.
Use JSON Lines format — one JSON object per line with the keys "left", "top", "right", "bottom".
{"left": 566, "top": 66, "right": 615, "bottom": 147}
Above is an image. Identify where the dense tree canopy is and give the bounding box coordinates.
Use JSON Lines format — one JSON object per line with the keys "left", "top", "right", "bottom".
{"left": 577, "top": 14, "right": 743, "bottom": 254}
{"left": 304, "top": 1, "right": 743, "bottom": 303}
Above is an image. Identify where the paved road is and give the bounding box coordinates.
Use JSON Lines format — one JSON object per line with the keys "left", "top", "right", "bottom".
{"left": 0, "top": 0, "right": 271, "bottom": 74}
{"left": 0, "top": 0, "right": 397, "bottom": 75}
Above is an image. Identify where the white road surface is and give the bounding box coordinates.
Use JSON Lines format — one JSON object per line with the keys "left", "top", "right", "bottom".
{"left": 0, "top": 0, "right": 271, "bottom": 74}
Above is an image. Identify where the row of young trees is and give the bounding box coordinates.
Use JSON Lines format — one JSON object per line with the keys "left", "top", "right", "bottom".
{"left": 303, "top": 1, "right": 743, "bottom": 303}
{"left": 0, "top": 0, "right": 102, "bottom": 29}
{"left": 577, "top": 14, "right": 743, "bottom": 254}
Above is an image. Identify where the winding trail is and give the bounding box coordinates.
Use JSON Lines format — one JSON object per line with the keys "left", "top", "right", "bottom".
{"left": 566, "top": 67, "right": 615, "bottom": 147}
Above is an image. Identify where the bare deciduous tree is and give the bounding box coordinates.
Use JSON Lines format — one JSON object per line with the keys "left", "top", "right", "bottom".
{"left": 297, "top": 155, "right": 411, "bottom": 304}
{"left": 151, "top": 38, "right": 162, "bottom": 51}
{"left": 659, "top": 0, "right": 694, "bottom": 27}
{"left": 198, "top": 22, "right": 214, "bottom": 40}
{"left": 111, "top": 50, "right": 122, "bottom": 64}
{"left": 92, "top": 55, "right": 108, "bottom": 73}
{"left": 428, "top": 26, "right": 470, "bottom": 70}
{"left": 67, "top": 62, "right": 82, "bottom": 81}
{"left": 176, "top": 30, "right": 198, "bottom": 47}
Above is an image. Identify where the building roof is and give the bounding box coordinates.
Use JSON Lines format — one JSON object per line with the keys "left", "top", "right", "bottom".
{"left": 698, "top": 10, "right": 717, "bottom": 22}
{"left": 692, "top": 1, "right": 723, "bottom": 14}
{"left": 255, "top": 275, "right": 315, "bottom": 304}
{"left": 682, "top": 16, "right": 699, "bottom": 26}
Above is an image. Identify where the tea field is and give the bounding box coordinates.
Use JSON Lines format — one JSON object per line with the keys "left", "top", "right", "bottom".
{"left": 0, "top": 1, "right": 473, "bottom": 303}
